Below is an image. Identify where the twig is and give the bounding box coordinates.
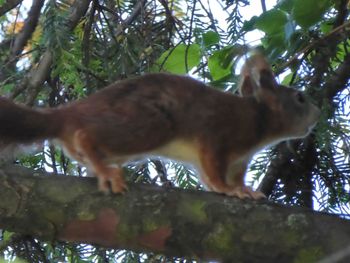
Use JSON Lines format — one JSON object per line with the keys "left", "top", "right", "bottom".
{"left": 185, "top": 0, "right": 197, "bottom": 73}
{"left": 276, "top": 20, "right": 350, "bottom": 74}
{"left": 10, "top": 0, "right": 92, "bottom": 103}
{"left": 260, "top": 0, "right": 266, "bottom": 12}
{"left": 9, "top": 0, "right": 45, "bottom": 62}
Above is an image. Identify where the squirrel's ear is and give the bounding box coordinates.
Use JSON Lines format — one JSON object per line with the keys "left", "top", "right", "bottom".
{"left": 238, "top": 53, "right": 278, "bottom": 97}
{"left": 258, "top": 68, "right": 278, "bottom": 91}
{"left": 238, "top": 74, "right": 258, "bottom": 97}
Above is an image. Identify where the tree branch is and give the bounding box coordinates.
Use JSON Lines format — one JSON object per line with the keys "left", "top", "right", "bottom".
{"left": 322, "top": 53, "right": 350, "bottom": 101}
{"left": 260, "top": 3, "right": 350, "bottom": 201}
{"left": 8, "top": 0, "right": 45, "bottom": 61}
{"left": 10, "top": 0, "right": 92, "bottom": 103}
{"left": 103, "top": 0, "right": 147, "bottom": 38}
{"left": 260, "top": 0, "right": 266, "bottom": 12}
{"left": 257, "top": 142, "right": 291, "bottom": 196}
{"left": 0, "top": 165, "right": 350, "bottom": 262}
{"left": 259, "top": 49, "right": 350, "bottom": 199}
{"left": 0, "top": 0, "right": 23, "bottom": 17}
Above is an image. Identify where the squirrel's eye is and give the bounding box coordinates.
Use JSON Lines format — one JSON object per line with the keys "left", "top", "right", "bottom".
{"left": 296, "top": 92, "right": 305, "bottom": 104}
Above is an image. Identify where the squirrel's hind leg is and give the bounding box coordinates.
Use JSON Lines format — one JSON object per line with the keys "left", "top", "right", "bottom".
{"left": 72, "top": 129, "right": 128, "bottom": 193}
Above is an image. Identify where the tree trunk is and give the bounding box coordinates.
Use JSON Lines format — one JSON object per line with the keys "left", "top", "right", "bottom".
{"left": 0, "top": 164, "right": 349, "bottom": 262}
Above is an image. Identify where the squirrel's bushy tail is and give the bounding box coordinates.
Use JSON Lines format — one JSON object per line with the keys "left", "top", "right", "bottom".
{"left": 0, "top": 97, "right": 61, "bottom": 144}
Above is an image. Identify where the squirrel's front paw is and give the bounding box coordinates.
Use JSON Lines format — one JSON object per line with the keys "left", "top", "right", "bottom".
{"left": 97, "top": 167, "right": 128, "bottom": 194}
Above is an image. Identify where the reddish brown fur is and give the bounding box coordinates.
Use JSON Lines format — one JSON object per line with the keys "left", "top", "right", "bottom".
{"left": 0, "top": 97, "right": 62, "bottom": 142}
{"left": 0, "top": 54, "right": 320, "bottom": 199}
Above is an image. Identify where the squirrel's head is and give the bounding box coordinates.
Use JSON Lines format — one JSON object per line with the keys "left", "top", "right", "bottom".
{"left": 238, "top": 53, "right": 320, "bottom": 141}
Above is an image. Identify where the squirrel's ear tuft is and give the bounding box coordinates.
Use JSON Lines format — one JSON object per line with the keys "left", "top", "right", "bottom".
{"left": 258, "top": 69, "right": 278, "bottom": 91}
{"left": 238, "top": 53, "right": 278, "bottom": 97}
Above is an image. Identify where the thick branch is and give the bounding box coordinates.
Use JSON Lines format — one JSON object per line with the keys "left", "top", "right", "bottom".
{"left": 322, "top": 53, "right": 350, "bottom": 101}
{"left": 0, "top": 0, "right": 23, "bottom": 17}
{"left": 257, "top": 142, "right": 291, "bottom": 196}
{"left": 0, "top": 165, "right": 350, "bottom": 262}
{"left": 9, "top": 0, "right": 45, "bottom": 61}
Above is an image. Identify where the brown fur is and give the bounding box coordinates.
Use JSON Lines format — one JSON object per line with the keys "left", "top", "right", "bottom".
{"left": 0, "top": 54, "right": 320, "bottom": 199}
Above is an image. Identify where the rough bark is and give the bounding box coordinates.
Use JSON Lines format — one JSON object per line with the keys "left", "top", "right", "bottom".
{"left": 8, "top": 0, "right": 45, "bottom": 61}
{"left": 0, "top": 0, "right": 23, "bottom": 17}
{"left": 0, "top": 165, "right": 350, "bottom": 262}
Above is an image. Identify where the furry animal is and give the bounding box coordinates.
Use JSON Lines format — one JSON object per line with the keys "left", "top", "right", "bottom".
{"left": 0, "top": 54, "right": 320, "bottom": 199}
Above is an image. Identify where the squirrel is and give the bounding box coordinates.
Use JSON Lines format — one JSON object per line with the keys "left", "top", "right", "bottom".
{"left": 0, "top": 53, "right": 320, "bottom": 199}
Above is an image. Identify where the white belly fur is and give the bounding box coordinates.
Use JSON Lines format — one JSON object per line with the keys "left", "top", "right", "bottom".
{"left": 106, "top": 139, "right": 202, "bottom": 168}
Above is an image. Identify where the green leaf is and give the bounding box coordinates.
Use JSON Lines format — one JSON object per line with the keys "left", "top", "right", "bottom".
{"left": 202, "top": 31, "right": 220, "bottom": 48}
{"left": 281, "top": 72, "right": 294, "bottom": 86}
{"left": 277, "top": 0, "right": 296, "bottom": 12}
{"left": 292, "top": 0, "right": 332, "bottom": 29}
{"left": 208, "top": 46, "right": 240, "bottom": 81}
{"left": 155, "top": 44, "right": 201, "bottom": 74}
{"left": 1, "top": 83, "right": 14, "bottom": 94}
{"left": 3, "top": 231, "right": 14, "bottom": 242}
{"left": 262, "top": 32, "right": 286, "bottom": 53}
{"left": 242, "top": 16, "right": 259, "bottom": 32}
{"left": 320, "top": 21, "right": 333, "bottom": 34}
{"left": 0, "top": 259, "right": 26, "bottom": 263}
{"left": 329, "top": 40, "right": 350, "bottom": 69}
{"left": 287, "top": 31, "right": 306, "bottom": 53}
{"left": 284, "top": 20, "right": 295, "bottom": 42}
{"left": 255, "top": 9, "right": 288, "bottom": 34}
